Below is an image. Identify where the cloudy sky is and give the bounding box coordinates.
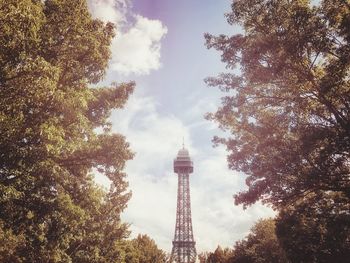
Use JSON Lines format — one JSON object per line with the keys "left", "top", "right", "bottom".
{"left": 88, "top": 0, "right": 275, "bottom": 254}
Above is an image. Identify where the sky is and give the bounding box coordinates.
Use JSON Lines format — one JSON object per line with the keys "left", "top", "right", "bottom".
{"left": 88, "top": 0, "right": 275, "bottom": 254}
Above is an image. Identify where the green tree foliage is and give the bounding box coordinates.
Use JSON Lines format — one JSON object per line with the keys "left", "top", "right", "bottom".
{"left": 206, "top": 0, "right": 350, "bottom": 206}
{"left": 124, "top": 234, "right": 168, "bottom": 263}
{"left": 205, "top": 0, "right": 350, "bottom": 260}
{"left": 0, "top": 220, "right": 25, "bottom": 262}
{"left": 199, "top": 246, "right": 234, "bottom": 263}
{"left": 205, "top": 0, "right": 349, "bottom": 209}
{"left": 276, "top": 191, "right": 350, "bottom": 262}
{"left": 207, "top": 0, "right": 350, "bottom": 206}
{"left": 231, "top": 219, "right": 288, "bottom": 263}
{"left": 0, "top": 0, "right": 135, "bottom": 262}
{"left": 199, "top": 219, "right": 287, "bottom": 263}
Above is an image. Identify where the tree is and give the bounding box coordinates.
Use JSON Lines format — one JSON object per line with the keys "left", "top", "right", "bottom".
{"left": 199, "top": 219, "right": 287, "bottom": 263}
{"left": 205, "top": 0, "right": 349, "bottom": 208}
{"left": 205, "top": 0, "right": 349, "bottom": 260}
{"left": 205, "top": 0, "right": 350, "bottom": 223}
{"left": 275, "top": 191, "right": 350, "bottom": 263}
{"left": 200, "top": 246, "right": 234, "bottom": 263}
{"left": 124, "top": 234, "right": 168, "bottom": 263}
{"left": 198, "top": 252, "right": 211, "bottom": 263}
{"left": 0, "top": 220, "right": 25, "bottom": 262}
{"left": 0, "top": 0, "right": 134, "bottom": 262}
{"left": 231, "top": 219, "right": 288, "bottom": 263}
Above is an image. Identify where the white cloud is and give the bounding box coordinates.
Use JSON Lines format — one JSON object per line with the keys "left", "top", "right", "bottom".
{"left": 111, "top": 94, "right": 194, "bottom": 175}
{"left": 111, "top": 16, "right": 168, "bottom": 75}
{"left": 191, "top": 147, "right": 276, "bottom": 252}
{"left": 87, "top": 0, "right": 167, "bottom": 75}
{"left": 88, "top": 0, "right": 128, "bottom": 25}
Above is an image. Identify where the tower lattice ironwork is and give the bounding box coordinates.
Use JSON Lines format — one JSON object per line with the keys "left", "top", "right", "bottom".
{"left": 170, "top": 146, "right": 196, "bottom": 263}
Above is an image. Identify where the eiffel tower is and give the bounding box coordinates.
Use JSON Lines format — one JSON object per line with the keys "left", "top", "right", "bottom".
{"left": 170, "top": 145, "right": 196, "bottom": 263}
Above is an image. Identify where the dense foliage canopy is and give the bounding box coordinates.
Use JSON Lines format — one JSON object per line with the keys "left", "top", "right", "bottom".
{"left": 206, "top": 0, "right": 349, "bottom": 208}
{"left": 0, "top": 0, "right": 135, "bottom": 262}
{"left": 199, "top": 219, "right": 288, "bottom": 263}
{"left": 276, "top": 191, "right": 350, "bottom": 262}
{"left": 205, "top": 0, "right": 349, "bottom": 260}
{"left": 124, "top": 234, "right": 168, "bottom": 263}
{"left": 199, "top": 247, "right": 233, "bottom": 263}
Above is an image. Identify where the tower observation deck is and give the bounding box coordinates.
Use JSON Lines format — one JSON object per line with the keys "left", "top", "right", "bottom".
{"left": 170, "top": 146, "right": 196, "bottom": 263}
